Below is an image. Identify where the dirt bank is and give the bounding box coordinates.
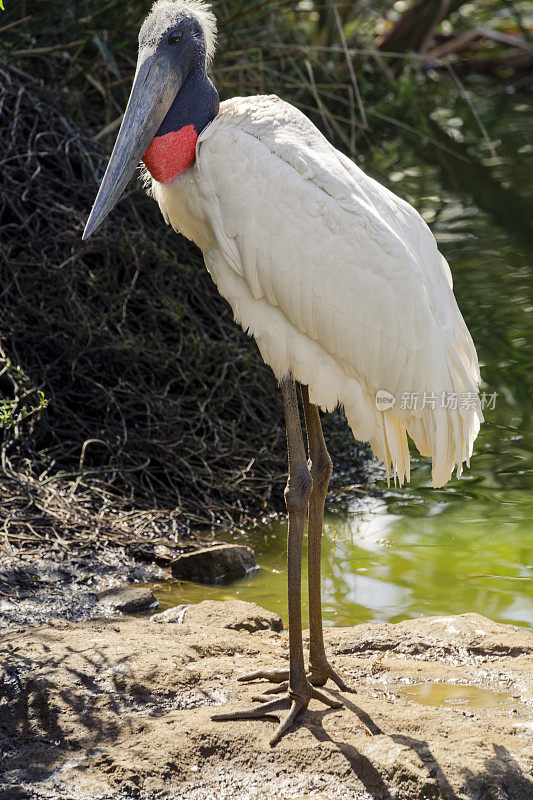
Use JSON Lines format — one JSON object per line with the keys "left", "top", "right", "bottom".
{"left": 1, "top": 606, "right": 532, "bottom": 800}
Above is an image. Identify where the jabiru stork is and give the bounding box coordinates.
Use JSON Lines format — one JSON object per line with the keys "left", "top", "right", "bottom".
{"left": 83, "top": 0, "right": 482, "bottom": 745}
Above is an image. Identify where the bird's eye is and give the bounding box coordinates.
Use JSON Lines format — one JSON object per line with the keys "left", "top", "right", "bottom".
{"left": 168, "top": 31, "right": 183, "bottom": 45}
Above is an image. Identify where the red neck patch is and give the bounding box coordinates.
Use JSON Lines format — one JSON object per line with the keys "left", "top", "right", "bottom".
{"left": 142, "top": 125, "right": 198, "bottom": 183}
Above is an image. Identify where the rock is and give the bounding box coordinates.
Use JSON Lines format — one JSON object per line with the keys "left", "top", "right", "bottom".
{"left": 151, "top": 599, "right": 283, "bottom": 632}
{"left": 170, "top": 543, "right": 257, "bottom": 583}
{"left": 124, "top": 541, "right": 181, "bottom": 566}
{"left": 328, "top": 612, "right": 533, "bottom": 660}
{"left": 97, "top": 586, "right": 158, "bottom": 613}
{"left": 293, "top": 796, "right": 332, "bottom": 800}
{"left": 151, "top": 604, "right": 189, "bottom": 624}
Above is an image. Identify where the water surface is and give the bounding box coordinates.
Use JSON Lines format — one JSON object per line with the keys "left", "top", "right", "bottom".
{"left": 397, "top": 684, "right": 527, "bottom": 712}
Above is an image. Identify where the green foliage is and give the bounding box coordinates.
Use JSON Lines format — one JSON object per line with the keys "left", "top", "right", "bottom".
{"left": 0, "top": 358, "right": 48, "bottom": 431}
{"left": 0, "top": 391, "right": 48, "bottom": 430}
{"left": 2, "top": 1, "right": 529, "bottom": 148}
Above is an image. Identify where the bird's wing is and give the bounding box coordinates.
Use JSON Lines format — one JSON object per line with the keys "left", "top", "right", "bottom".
{"left": 194, "top": 95, "right": 482, "bottom": 486}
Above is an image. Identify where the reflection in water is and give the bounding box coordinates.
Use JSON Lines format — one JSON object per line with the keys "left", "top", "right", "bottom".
{"left": 150, "top": 488, "right": 533, "bottom": 628}
{"left": 149, "top": 91, "right": 533, "bottom": 630}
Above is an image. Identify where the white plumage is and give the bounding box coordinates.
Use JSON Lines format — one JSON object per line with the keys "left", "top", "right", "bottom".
{"left": 148, "top": 94, "right": 482, "bottom": 487}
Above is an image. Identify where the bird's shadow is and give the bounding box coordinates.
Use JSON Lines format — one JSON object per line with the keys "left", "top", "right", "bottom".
{"left": 289, "top": 687, "right": 461, "bottom": 800}
{"left": 327, "top": 687, "right": 384, "bottom": 735}
{"left": 296, "top": 692, "right": 391, "bottom": 799}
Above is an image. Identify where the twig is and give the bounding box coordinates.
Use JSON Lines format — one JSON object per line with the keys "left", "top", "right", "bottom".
{"left": 332, "top": 4, "right": 367, "bottom": 129}
{"left": 447, "top": 64, "right": 497, "bottom": 160}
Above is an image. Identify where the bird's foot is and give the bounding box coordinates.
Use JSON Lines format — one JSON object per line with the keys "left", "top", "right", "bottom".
{"left": 238, "top": 667, "right": 289, "bottom": 695}
{"left": 211, "top": 683, "right": 342, "bottom": 746}
{"left": 238, "top": 668, "right": 289, "bottom": 685}
{"left": 307, "top": 656, "right": 357, "bottom": 693}
{"left": 238, "top": 658, "right": 356, "bottom": 695}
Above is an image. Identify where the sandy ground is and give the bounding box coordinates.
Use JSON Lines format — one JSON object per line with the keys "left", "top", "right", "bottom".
{"left": 1, "top": 604, "right": 532, "bottom": 800}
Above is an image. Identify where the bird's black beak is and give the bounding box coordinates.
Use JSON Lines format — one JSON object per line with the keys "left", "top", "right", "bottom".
{"left": 82, "top": 50, "right": 184, "bottom": 240}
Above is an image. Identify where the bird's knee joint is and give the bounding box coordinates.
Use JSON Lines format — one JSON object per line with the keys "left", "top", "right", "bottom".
{"left": 284, "top": 468, "right": 312, "bottom": 513}
{"left": 310, "top": 452, "right": 332, "bottom": 494}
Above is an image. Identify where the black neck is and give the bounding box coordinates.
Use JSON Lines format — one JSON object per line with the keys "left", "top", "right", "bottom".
{"left": 156, "top": 63, "right": 219, "bottom": 138}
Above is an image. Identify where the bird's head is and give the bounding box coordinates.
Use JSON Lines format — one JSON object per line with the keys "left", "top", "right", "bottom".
{"left": 83, "top": 0, "right": 217, "bottom": 240}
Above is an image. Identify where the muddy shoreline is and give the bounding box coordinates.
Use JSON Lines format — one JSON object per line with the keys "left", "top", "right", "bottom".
{"left": 0, "top": 540, "right": 169, "bottom": 631}
{"left": 1, "top": 607, "right": 532, "bottom": 800}
{"left": 1, "top": 531, "right": 532, "bottom": 799}
{"left": 0, "top": 529, "right": 258, "bottom": 631}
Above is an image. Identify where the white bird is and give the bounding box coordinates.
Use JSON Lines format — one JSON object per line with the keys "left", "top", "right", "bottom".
{"left": 83, "top": 0, "right": 483, "bottom": 745}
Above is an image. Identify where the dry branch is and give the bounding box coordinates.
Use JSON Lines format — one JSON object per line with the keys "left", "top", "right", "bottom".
{"left": 0, "top": 60, "right": 368, "bottom": 550}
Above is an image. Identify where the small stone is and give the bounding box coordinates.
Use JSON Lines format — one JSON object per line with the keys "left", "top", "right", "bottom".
{"left": 292, "top": 796, "right": 332, "bottom": 800}
{"left": 151, "top": 600, "right": 283, "bottom": 632}
{"left": 150, "top": 604, "right": 189, "bottom": 624}
{"left": 170, "top": 543, "right": 257, "bottom": 583}
{"left": 97, "top": 586, "right": 158, "bottom": 613}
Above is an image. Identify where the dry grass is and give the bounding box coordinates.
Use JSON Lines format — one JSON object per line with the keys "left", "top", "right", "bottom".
{"left": 0, "top": 60, "right": 368, "bottom": 552}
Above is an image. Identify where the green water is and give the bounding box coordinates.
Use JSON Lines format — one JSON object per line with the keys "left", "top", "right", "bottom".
{"left": 149, "top": 90, "right": 533, "bottom": 629}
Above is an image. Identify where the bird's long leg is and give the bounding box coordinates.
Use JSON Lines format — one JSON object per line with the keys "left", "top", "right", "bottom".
{"left": 239, "top": 384, "right": 355, "bottom": 696}
{"left": 212, "top": 374, "right": 341, "bottom": 745}
{"left": 301, "top": 385, "right": 356, "bottom": 693}
{"left": 280, "top": 373, "right": 313, "bottom": 702}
